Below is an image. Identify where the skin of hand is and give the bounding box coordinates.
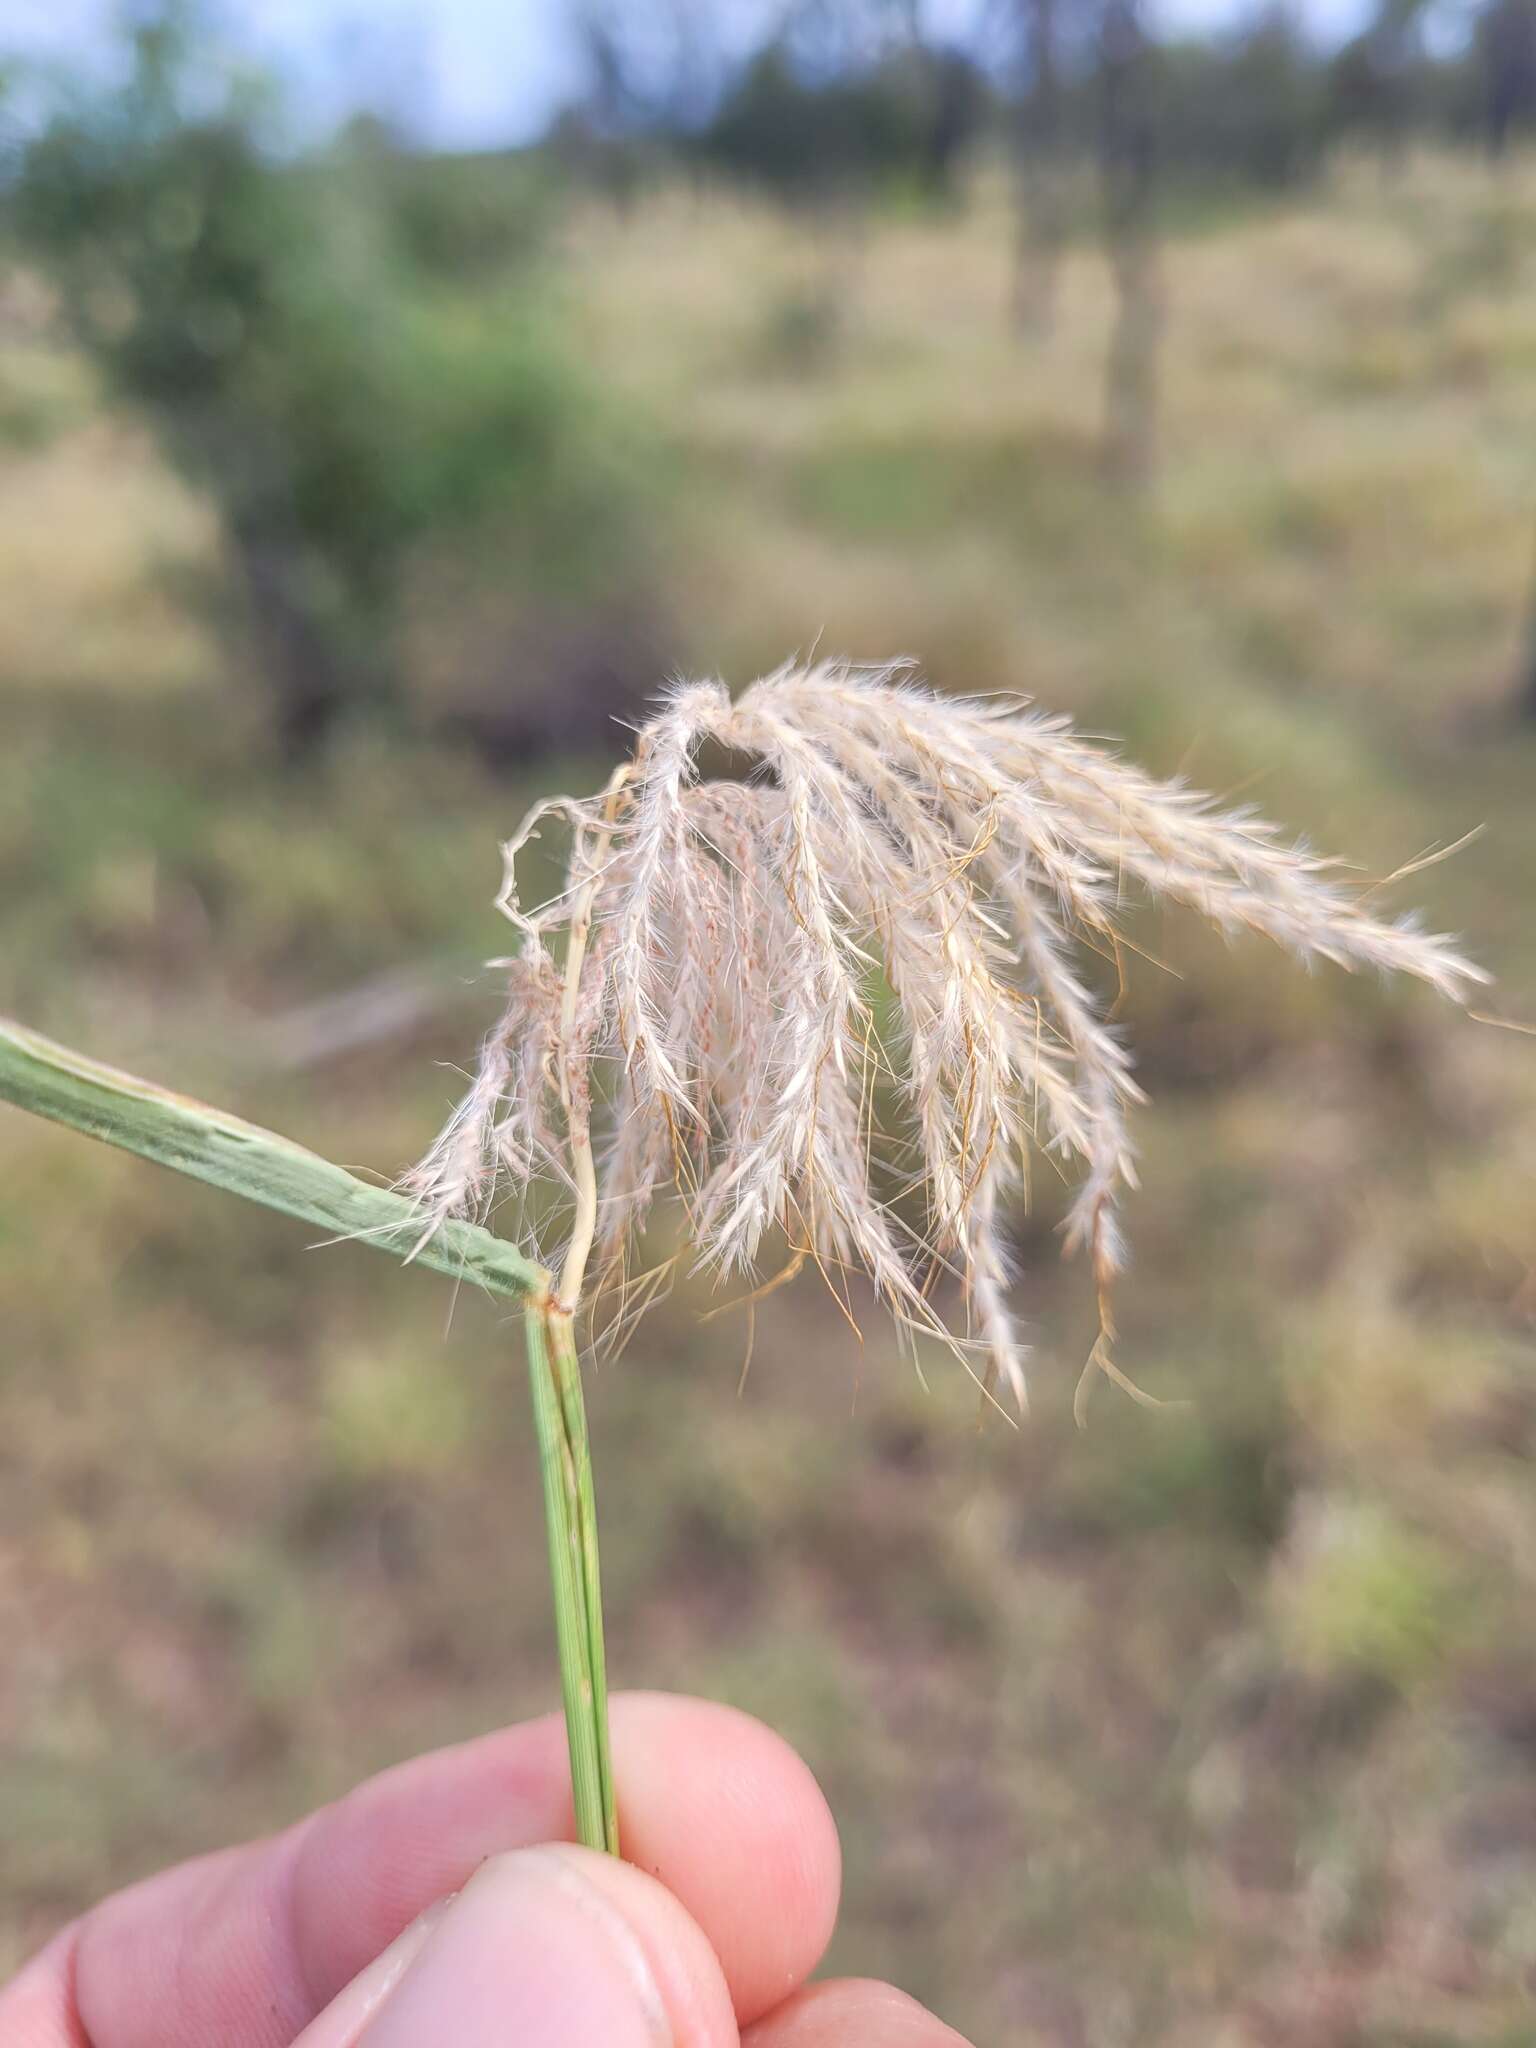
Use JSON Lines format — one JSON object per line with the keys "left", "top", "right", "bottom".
{"left": 0, "top": 1691, "right": 973, "bottom": 2047}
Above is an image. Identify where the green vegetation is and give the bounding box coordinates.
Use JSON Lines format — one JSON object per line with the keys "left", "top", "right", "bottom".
{"left": 10, "top": 13, "right": 647, "bottom": 754}
{"left": 3, "top": 135, "right": 1536, "bottom": 2045}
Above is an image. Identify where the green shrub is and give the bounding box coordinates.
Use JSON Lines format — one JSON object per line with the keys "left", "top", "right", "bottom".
{"left": 13, "top": 7, "right": 643, "bottom": 755}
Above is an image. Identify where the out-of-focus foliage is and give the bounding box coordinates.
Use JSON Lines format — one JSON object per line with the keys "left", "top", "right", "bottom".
{"left": 1479, "top": 0, "right": 1536, "bottom": 150}
{"left": 693, "top": 40, "right": 988, "bottom": 205}
{"left": 334, "top": 116, "right": 552, "bottom": 283}
{"left": 1160, "top": 16, "right": 1329, "bottom": 190}
{"left": 11, "top": 9, "right": 643, "bottom": 754}
{"left": 573, "top": 0, "right": 1536, "bottom": 209}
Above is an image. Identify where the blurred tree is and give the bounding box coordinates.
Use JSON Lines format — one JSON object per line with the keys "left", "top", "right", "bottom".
{"left": 559, "top": 5, "right": 649, "bottom": 207}
{"left": 337, "top": 115, "right": 550, "bottom": 283}
{"left": 914, "top": 42, "right": 989, "bottom": 200}
{"left": 695, "top": 32, "right": 986, "bottom": 206}
{"left": 1327, "top": 31, "right": 1398, "bottom": 151}
{"left": 1326, "top": 0, "right": 1429, "bottom": 169}
{"left": 1161, "top": 7, "right": 1325, "bottom": 190}
{"left": 1477, "top": 0, "right": 1536, "bottom": 153}
{"left": 1013, "top": 0, "right": 1068, "bottom": 331}
{"left": 698, "top": 42, "right": 881, "bottom": 200}
{"left": 1097, "top": 0, "right": 1160, "bottom": 489}
{"left": 14, "top": 5, "right": 628, "bottom": 758}
{"left": 689, "top": 19, "right": 987, "bottom": 371}
{"left": 16, "top": 12, "right": 368, "bottom": 752}
{"left": 551, "top": 0, "right": 724, "bottom": 205}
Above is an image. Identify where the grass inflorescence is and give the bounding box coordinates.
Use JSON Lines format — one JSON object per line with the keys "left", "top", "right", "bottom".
{"left": 410, "top": 660, "right": 1485, "bottom": 1413}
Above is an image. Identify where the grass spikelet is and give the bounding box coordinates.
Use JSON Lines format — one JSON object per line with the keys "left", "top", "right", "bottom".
{"left": 408, "top": 660, "right": 1487, "bottom": 1409}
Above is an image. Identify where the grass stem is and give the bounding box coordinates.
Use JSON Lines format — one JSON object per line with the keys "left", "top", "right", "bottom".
{"left": 0, "top": 1015, "right": 619, "bottom": 1856}
{"left": 526, "top": 1303, "right": 619, "bottom": 1853}
{"left": 547, "top": 1305, "right": 619, "bottom": 1851}
{"left": 0, "top": 1016, "right": 544, "bottom": 1302}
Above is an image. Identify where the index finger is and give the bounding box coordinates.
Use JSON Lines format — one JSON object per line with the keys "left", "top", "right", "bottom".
{"left": 0, "top": 1692, "right": 841, "bottom": 2048}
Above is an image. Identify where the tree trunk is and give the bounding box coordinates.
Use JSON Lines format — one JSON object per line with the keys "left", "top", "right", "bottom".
{"left": 1013, "top": 0, "right": 1066, "bottom": 333}
{"left": 1098, "top": 0, "right": 1161, "bottom": 490}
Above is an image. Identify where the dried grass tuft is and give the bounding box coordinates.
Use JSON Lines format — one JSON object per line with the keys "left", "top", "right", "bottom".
{"left": 408, "top": 661, "right": 1485, "bottom": 1410}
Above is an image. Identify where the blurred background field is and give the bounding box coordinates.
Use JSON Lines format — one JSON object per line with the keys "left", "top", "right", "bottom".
{"left": 4, "top": 5, "right": 1536, "bottom": 2042}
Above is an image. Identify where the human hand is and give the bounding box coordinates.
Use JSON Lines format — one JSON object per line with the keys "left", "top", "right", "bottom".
{"left": 1, "top": 1691, "right": 971, "bottom": 2045}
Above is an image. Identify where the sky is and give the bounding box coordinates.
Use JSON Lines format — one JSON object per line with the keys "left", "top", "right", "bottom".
{"left": 7, "top": 0, "right": 1369, "bottom": 152}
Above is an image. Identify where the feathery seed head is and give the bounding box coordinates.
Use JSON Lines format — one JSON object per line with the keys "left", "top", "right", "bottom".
{"left": 408, "top": 661, "right": 1486, "bottom": 1410}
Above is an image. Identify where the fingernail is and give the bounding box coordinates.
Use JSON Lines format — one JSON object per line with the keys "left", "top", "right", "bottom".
{"left": 358, "top": 1847, "right": 668, "bottom": 2047}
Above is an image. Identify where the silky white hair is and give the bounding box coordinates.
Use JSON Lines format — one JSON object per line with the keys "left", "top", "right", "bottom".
{"left": 409, "top": 661, "right": 1485, "bottom": 1410}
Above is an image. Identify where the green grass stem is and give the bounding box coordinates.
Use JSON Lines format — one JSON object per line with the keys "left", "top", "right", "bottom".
{"left": 0, "top": 1016, "right": 544, "bottom": 1301}
{"left": 548, "top": 1306, "right": 619, "bottom": 1851}
{"left": 525, "top": 1303, "right": 619, "bottom": 1852}
{"left": 0, "top": 1014, "right": 619, "bottom": 1856}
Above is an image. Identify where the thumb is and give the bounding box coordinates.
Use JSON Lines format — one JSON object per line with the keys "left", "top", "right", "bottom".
{"left": 294, "top": 1843, "right": 741, "bottom": 2048}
